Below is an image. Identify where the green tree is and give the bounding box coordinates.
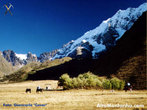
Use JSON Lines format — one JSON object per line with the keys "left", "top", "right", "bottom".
{"left": 58, "top": 73, "right": 72, "bottom": 90}
{"left": 110, "top": 77, "right": 120, "bottom": 90}
{"left": 103, "top": 79, "right": 112, "bottom": 89}
{"left": 119, "top": 80, "right": 125, "bottom": 90}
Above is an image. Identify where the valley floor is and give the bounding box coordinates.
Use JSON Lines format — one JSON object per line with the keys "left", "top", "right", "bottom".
{"left": 0, "top": 80, "right": 146, "bottom": 110}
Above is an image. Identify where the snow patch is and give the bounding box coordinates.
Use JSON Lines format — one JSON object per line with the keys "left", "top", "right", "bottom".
{"left": 82, "top": 40, "right": 87, "bottom": 43}
{"left": 103, "top": 18, "right": 110, "bottom": 23}
{"left": 16, "top": 54, "right": 27, "bottom": 60}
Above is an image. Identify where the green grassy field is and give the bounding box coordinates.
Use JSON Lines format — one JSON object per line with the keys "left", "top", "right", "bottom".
{"left": 0, "top": 80, "right": 146, "bottom": 110}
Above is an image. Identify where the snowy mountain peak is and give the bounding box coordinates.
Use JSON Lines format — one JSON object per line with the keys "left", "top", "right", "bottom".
{"left": 2, "top": 50, "right": 38, "bottom": 67}
{"left": 53, "top": 3, "right": 147, "bottom": 59}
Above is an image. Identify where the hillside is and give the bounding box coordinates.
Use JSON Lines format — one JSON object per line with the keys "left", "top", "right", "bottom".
{"left": 115, "top": 11, "right": 146, "bottom": 89}
{"left": 92, "top": 11, "right": 146, "bottom": 89}
{"left": 0, "top": 53, "right": 14, "bottom": 78}
{"left": 2, "top": 62, "right": 41, "bottom": 82}
{"left": 2, "top": 57, "right": 72, "bottom": 82}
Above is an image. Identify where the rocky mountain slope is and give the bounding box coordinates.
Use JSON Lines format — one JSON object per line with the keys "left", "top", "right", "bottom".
{"left": 2, "top": 57, "right": 72, "bottom": 81}
{"left": 2, "top": 50, "right": 38, "bottom": 66}
{"left": 1, "top": 49, "right": 58, "bottom": 67}
{"left": 0, "top": 52, "right": 14, "bottom": 78}
{"left": 2, "top": 50, "right": 24, "bottom": 66}
{"left": 38, "top": 49, "right": 58, "bottom": 62}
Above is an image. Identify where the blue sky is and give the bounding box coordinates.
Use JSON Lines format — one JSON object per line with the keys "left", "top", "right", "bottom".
{"left": 0, "top": 0, "right": 145, "bottom": 56}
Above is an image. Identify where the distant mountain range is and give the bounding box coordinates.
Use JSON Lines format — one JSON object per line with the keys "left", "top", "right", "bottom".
{"left": 1, "top": 3, "right": 146, "bottom": 67}
{"left": 2, "top": 50, "right": 38, "bottom": 66}
{"left": 0, "top": 49, "right": 58, "bottom": 67}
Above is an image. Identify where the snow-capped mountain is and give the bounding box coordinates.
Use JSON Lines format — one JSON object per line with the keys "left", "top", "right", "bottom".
{"left": 1, "top": 49, "right": 58, "bottom": 67}
{"left": 2, "top": 50, "right": 24, "bottom": 66}
{"left": 53, "top": 3, "right": 147, "bottom": 59}
{"left": 2, "top": 50, "right": 38, "bottom": 66}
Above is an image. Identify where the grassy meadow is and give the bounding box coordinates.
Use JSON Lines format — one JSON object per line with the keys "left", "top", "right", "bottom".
{"left": 0, "top": 80, "right": 146, "bottom": 110}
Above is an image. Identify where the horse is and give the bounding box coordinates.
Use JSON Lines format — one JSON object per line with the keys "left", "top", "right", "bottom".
{"left": 36, "top": 88, "right": 43, "bottom": 93}
{"left": 26, "top": 88, "right": 31, "bottom": 93}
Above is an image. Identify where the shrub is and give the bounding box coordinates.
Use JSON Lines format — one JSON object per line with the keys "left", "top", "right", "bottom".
{"left": 58, "top": 72, "right": 125, "bottom": 90}
{"left": 72, "top": 78, "right": 78, "bottom": 88}
{"left": 76, "top": 77, "right": 84, "bottom": 88}
{"left": 78, "top": 72, "right": 102, "bottom": 89}
{"left": 110, "top": 77, "right": 125, "bottom": 90}
{"left": 110, "top": 77, "right": 121, "bottom": 90}
{"left": 95, "top": 78, "right": 102, "bottom": 88}
{"left": 58, "top": 73, "right": 72, "bottom": 90}
{"left": 119, "top": 80, "right": 125, "bottom": 90}
{"left": 102, "top": 79, "right": 112, "bottom": 89}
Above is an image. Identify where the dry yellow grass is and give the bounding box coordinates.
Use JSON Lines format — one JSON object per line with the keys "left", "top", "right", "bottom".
{"left": 0, "top": 80, "right": 146, "bottom": 110}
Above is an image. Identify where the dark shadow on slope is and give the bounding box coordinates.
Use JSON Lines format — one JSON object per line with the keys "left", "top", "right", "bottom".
{"left": 27, "top": 11, "right": 146, "bottom": 81}
{"left": 92, "top": 11, "right": 146, "bottom": 76}
{"left": 27, "top": 59, "right": 96, "bottom": 80}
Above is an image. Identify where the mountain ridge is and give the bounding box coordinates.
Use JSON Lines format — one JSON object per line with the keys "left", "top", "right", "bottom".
{"left": 52, "top": 3, "right": 147, "bottom": 59}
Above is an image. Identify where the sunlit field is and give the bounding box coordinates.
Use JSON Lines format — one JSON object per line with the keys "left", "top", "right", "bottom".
{"left": 0, "top": 80, "right": 146, "bottom": 110}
